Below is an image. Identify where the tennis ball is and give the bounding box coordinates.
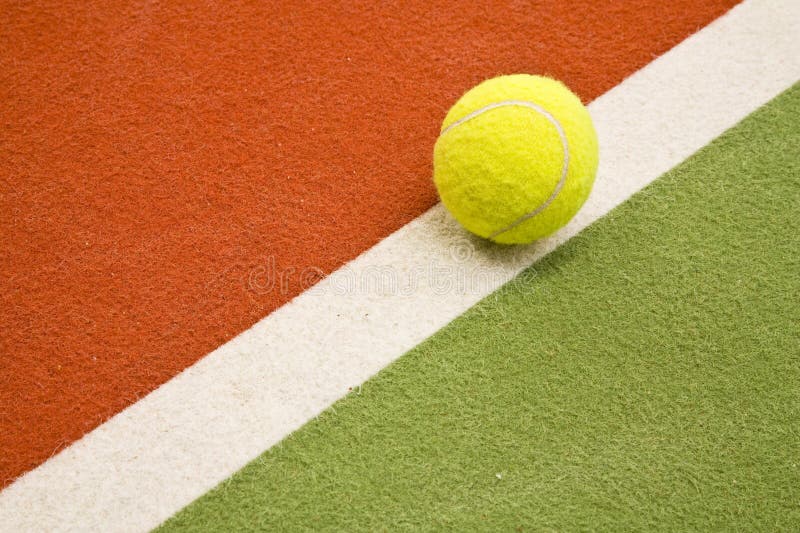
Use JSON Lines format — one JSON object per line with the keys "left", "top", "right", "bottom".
{"left": 433, "top": 74, "right": 599, "bottom": 244}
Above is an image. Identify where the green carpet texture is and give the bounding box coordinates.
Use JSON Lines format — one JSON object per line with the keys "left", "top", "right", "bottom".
{"left": 159, "top": 85, "right": 800, "bottom": 531}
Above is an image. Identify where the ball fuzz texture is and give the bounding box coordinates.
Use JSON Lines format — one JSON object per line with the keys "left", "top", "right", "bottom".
{"left": 433, "top": 74, "right": 599, "bottom": 244}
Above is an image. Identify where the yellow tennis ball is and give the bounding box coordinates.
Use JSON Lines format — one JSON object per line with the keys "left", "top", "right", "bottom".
{"left": 433, "top": 74, "right": 599, "bottom": 244}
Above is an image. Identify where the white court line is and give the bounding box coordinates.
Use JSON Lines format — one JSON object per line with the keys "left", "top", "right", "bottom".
{"left": 1, "top": 1, "right": 798, "bottom": 531}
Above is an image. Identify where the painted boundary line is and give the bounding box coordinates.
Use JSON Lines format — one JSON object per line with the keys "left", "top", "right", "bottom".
{"left": 1, "top": 1, "right": 798, "bottom": 531}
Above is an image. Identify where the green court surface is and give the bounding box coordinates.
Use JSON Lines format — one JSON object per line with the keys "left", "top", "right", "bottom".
{"left": 160, "top": 85, "right": 800, "bottom": 531}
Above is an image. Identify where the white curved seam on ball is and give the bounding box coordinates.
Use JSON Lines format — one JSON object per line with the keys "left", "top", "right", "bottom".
{"left": 439, "top": 99, "right": 570, "bottom": 239}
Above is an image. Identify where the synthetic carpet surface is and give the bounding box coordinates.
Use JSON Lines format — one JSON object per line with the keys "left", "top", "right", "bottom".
{"left": 159, "top": 85, "right": 800, "bottom": 531}
{"left": 0, "top": 0, "right": 738, "bottom": 485}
